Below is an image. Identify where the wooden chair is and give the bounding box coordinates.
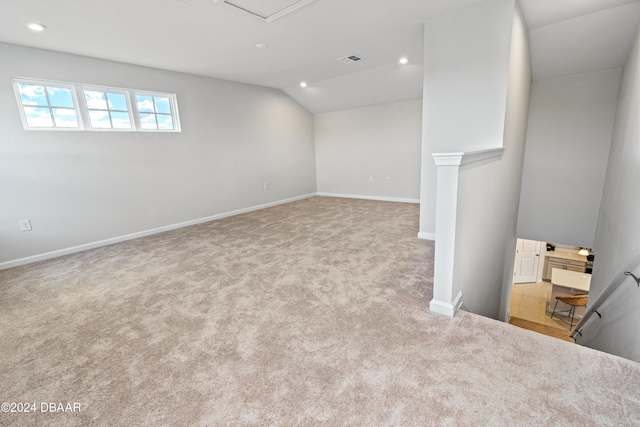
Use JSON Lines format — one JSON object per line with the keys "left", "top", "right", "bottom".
{"left": 550, "top": 294, "right": 589, "bottom": 330}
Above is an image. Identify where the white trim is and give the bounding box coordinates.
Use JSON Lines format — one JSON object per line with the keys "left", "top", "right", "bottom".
{"left": 13, "top": 77, "right": 84, "bottom": 131}
{"left": 81, "top": 86, "right": 134, "bottom": 131}
{"left": 453, "top": 290, "right": 464, "bottom": 312}
{"left": 431, "top": 160, "right": 461, "bottom": 315}
{"left": 215, "top": 0, "right": 318, "bottom": 23}
{"left": 417, "top": 232, "right": 436, "bottom": 241}
{"left": 429, "top": 148, "right": 505, "bottom": 319}
{"left": 429, "top": 291, "right": 463, "bottom": 317}
{"left": 432, "top": 147, "right": 505, "bottom": 166}
{"left": 132, "top": 90, "right": 181, "bottom": 133}
{"left": 316, "top": 192, "right": 419, "bottom": 204}
{"left": 266, "top": 0, "right": 318, "bottom": 23}
{"left": 0, "top": 193, "right": 316, "bottom": 270}
{"left": 11, "top": 76, "right": 181, "bottom": 132}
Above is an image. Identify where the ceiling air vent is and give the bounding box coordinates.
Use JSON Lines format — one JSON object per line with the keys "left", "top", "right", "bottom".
{"left": 337, "top": 54, "right": 364, "bottom": 63}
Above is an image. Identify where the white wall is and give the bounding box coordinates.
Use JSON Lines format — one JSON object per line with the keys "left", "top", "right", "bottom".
{"left": 0, "top": 43, "right": 317, "bottom": 266}
{"left": 579, "top": 25, "right": 640, "bottom": 361}
{"left": 314, "top": 99, "right": 422, "bottom": 202}
{"left": 516, "top": 69, "right": 621, "bottom": 248}
{"left": 419, "top": 0, "right": 514, "bottom": 238}
{"left": 454, "top": 0, "right": 532, "bottom": 319}
{"left": 421, "top": 0, "right": 531, "bottom": 319}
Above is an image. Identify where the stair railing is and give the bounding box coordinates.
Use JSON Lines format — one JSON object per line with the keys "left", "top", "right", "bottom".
{"left": 571, "top": 249, "right": 640, "bottom": 341}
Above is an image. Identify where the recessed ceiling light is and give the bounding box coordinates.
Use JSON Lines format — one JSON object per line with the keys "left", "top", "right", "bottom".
{"left": 256, "top": 43, "right": 268, "bottom": 49}
{"left": 27, "top": 23, "right": 46, "bottom": 32}
{"left": 300, "top": 82, "right": 308, "bottom": 88}
{"left": 399, "top": 57, "right": 409, "bottom": 65}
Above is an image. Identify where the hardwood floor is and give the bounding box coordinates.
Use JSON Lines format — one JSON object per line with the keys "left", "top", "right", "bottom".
{"left": 509, "top": 317, "right": 574, "bottom": 342}
{"left": 509, "top": 281, "right": 576, "bottom": 342}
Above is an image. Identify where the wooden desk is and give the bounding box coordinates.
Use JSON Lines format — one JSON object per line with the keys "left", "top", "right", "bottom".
{"left": 549, "top": 269, "right": 591, "bottom": 316}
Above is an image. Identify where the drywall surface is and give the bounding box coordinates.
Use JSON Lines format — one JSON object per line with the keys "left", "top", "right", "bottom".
{"left": 452, "top": 0, "right": 532, "bottom": 319}
{"left": 419, "top": 0, "right": 513, "bottom": 237}
{"left": 579, "top": 26, "right": 640, "bottom": 362}
{"left": 314, "top": 99, "right": 422, "bottom": 201}
{"left": 283, "top": 62, "right": 425, "bottom": 115}
{"left": 0, "top": 43, "right": 316, "bottom": 265}
{"left": 516, "top": 69, "right": 621, "bottom": 248}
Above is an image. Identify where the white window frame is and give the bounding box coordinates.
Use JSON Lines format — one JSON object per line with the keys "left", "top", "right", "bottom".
{"left": 131, "top": 89, "right": 181, "bottom": 132}
{"left": 12, "top": 77, "right": 84, "bottom": 131}
{"left": 81, "top": 86, "right": 135, "bottom": 131}
{"left": 11, "top": 77, "right": 181, "bottom": 133}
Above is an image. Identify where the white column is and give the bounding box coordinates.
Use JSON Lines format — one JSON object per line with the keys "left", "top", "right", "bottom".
{"left": 429, "top": 148, "right": 504, "bottom": 316}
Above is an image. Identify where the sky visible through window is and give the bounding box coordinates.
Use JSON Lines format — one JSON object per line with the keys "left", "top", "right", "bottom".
{"left": 18, "top": 83, "right": 79, "bottom": 128}
{"left": 84, "top": 90, "right": 131, "bottom": 129}
{"left": 136, "top": 95, "right": 174, "bottom": 130}
{"left": 13, "top": 78, "right": 180, "bottom": 132}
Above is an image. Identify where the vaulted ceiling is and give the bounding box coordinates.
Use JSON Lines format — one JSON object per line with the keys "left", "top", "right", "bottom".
{"left": 0, "top": 0, "right": 638, "bottom": 113}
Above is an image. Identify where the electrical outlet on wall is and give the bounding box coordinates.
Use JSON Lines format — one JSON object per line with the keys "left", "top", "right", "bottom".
{"left": 19, "top": 219, "right": 32, "bottom": 232}
{"left": 368, "top": 176, "right": 374, "bottom": 183}
{"left": 263, "top": 182, "right": 269, "bottom": 190}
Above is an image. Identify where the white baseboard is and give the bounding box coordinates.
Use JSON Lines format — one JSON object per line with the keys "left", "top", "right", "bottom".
{"left": 0, "top": 193, "right": 316, "bottom": 270}
{"left": 429, "top": 291, "right": 463, "bottom": 317}
{"left": 417, "top": 232, "right": 436, "bottom": 241}
{"left": 316, "top": 192, "right": 419, "bottom": 204}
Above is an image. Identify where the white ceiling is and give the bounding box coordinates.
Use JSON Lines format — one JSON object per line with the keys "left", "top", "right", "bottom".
{"left": 523, "top": 0, "right": 639, "bottom": 81}
{"left": 0, "top": 0, "right": 638, "bottom": 113}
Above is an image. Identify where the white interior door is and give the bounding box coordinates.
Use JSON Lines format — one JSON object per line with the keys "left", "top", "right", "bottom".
{"left": 513, "top": 238, "right": 542, "bottom": 283}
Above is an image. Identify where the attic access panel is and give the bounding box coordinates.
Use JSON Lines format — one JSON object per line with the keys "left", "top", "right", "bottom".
{"left": 216, "top": 0, "right": 318, "bottom": 23}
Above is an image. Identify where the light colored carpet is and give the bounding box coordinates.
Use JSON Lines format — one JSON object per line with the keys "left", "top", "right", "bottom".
{"left": 1, "top": 196, "right": 639, "bottom": 426}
